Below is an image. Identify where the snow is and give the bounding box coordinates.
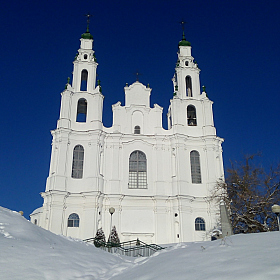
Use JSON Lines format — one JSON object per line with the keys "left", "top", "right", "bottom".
{"left": 1, "top": 206, "right": 280, "bottom": 280}
{"left": 30, "top": 207, "right": 43, "bottom": 216}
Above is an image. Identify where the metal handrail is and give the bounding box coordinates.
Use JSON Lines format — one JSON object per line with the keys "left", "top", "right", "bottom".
{"left": 83, "top": 238, "right": 165, "bottom": 257}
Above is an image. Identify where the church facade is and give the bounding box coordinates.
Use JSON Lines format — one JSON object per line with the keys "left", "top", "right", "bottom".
{"left": 30, "top": 27, "right": 225, "bottom": 244}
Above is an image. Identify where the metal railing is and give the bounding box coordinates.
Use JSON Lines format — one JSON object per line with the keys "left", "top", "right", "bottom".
{"left": 83, "top": 238, "right": 165, "bottom": 257}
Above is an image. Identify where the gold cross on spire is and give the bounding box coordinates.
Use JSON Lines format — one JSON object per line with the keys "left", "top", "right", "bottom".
{"left": 84, "top": 13, "right": 93, "bottom": 31}
{"left": 134, "top": 70, "right": 142, "bottom": 82}
{"left": 180, "top": 20, "right": 185, "bottom": 30}
{"left": 179, "top": 20, "right": 186, "bottom": 40}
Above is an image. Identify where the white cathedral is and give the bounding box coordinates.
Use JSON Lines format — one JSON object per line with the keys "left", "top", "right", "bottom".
{"left": 30, "top": 26, "right": 225, "bottom": 244}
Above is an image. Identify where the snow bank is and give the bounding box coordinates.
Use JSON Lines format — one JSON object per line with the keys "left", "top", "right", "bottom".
{"left": 1, "top": 206, "right": 280, "bottom": 280}
{"left": 110, "top": 233, "right": 280, "bottom": 280}
{"left": 0, "top": 207, "right": 133, "bottom": 280}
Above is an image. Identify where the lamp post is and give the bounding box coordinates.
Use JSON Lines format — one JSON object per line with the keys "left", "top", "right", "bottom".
{"left": 271, "top": 204, "right": 280, "bottom": 231}
{"left": 109, "top": 207, "right": 115, "bottom": 243}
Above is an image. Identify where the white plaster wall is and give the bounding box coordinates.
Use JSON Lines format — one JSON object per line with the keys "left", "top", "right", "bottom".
{"left": 125, "top": 82, "right": 150, "bottom": 107}
{"left": 34, "top": 37, "right": 225, "bottom": 245}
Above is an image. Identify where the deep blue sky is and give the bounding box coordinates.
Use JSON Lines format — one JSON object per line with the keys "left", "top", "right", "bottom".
{"left": 1, "top": 0, "right": 279, "bottom": 218}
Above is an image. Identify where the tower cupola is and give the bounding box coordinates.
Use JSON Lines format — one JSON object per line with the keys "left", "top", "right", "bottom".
{"left": 71, "top": 22, "right": 98, "bottom": 93}
{"left": 81, "top": 25, "right": 94, "bottom": 40}
{"left": 178, "top": 29, "right": 191, "bottom": 47}
{"left": 172, "top": 26, "right": 201, "bottom": 99}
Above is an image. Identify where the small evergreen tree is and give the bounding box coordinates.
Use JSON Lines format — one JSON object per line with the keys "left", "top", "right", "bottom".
{"left": 108, "top": 225, "right": 120, "bottom": 246}
{"left": 94, "top": 228, "right": 106, "bottom": 247}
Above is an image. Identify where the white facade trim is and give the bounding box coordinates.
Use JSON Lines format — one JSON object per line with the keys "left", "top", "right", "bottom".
{"left": 30, "top": 32, "right": 225, "bottom": 244}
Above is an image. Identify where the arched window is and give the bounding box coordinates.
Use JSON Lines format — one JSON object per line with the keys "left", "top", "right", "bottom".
{"left": 34, "top": 219, "right": 37, "bottom": 225}
{"left": 190, "top": 150, "right": 202, "bottom": 184}
{"left": 186, "top": 76, "right": 192, "bottom": 97}
{"left": 195, "top": 217, "right": 205, "bottom": 231}
{"left": 134, "top": 125, "right": 140, "bottom": 134}
{"left": 71, "top": 145, "right": 84, "bottom": 179}
{"left": 68, "top": 213, "right": 80, "bottom": 227}
{"left": 80, "top": 69, "right": 88, "bottom": 91}
{"left": 129, "top": 150, "right": 147, "bottom": 189}
{"left": 76, "top": 98, "right": 87, "bottom": 122}
{"left": 187, "top": 105, "right": 197, "bottom": 126}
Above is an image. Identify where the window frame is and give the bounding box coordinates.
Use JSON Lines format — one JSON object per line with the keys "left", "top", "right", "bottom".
{"left": 195, "top": 217, "right": 205, "bottom": 231}
{"left": 134, "top": 125, "right": 141, "bottom": 134}
{"left": 187, "top": 105, "right": 197, "bottom": 126}
{"left": 128, "top": 150, "right": 147, "bottom": 189}
{"left": 68, "top": 213, "right": 80, "bottom": 227}
{"left": 185, "top": 75, "right": 193, "bottom": 97}
{"left": 80, "top": 69, "right": 88, "bottom": 91}
{"left": 76, "top": 98, "right": 87, "bottom": 122}
{"left": 71, "top": 145, "right": 84, "bottom": 179}
{"left": 190, "top": 150, "right": 202, "bottom": 184}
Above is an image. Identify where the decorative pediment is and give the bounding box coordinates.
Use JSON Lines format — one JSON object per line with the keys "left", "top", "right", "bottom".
{"left": 125, "top": 81, "right": 151, "bottom": 107}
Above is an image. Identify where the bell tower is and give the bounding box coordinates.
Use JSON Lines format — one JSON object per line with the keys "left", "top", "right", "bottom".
{"left": 57, "top": 20, "right": 103, "bottom": 131}
{"left": 72, "top": 28, "right": 97, "bottom": 93}
{"left": 168, "top": 24, "right": 216, "bottom": 137}
{"left": 39, "top": 20, "right": 105, "bottom": 238}
{"left": 172, "top": 30, "right": 200, "bottom": 99}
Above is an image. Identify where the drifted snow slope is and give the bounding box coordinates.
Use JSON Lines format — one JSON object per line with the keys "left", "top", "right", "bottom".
{"left": 0, "top": 207, "right": 133, "bottom": 280}
{"left": 0, "top": 206, "right": 280, "bottom": 280}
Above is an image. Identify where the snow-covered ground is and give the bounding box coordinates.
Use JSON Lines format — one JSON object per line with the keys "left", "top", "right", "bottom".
{"left": 1, "top": 206, "right": 279, "bottom": 280}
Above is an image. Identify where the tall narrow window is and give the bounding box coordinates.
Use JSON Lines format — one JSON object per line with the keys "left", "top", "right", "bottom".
{"left": 190, "top": 150, "right": 201, "bottom": 183}
{"left": 134, "top": 125, "right": 140, "bottom": 134}
{"left": 186, "top": 76, "right": 192, "bottom": 97}
{"left": 129, "top": 150, "right": 147, "bottom": 189}
{"left": 76, "top": 98, "right": 87, "bottom": 122}
{"left": 68, "top": 213, "right": 80, "bottom": 227}
{"left": 80, "top": 69, "right": 88, "bottom": 91}
{"left": 187, "top": 105, "right": 197, "bottom": 126}
{"left": 195, "top": 217, "right": 205, "bottom": 231}
{"left": 71, "top": 145, "right": 84, "bottom": 179}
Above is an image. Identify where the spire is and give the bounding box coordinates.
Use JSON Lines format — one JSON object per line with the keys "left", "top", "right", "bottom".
{"left": 134, "top": 70, "right": 142, "bottom": 82}
{"left": 179, "top": 20, "right": 191, "bottom": 46}
{"left": 81, "top": 13, "right": 93, "bottom": 39}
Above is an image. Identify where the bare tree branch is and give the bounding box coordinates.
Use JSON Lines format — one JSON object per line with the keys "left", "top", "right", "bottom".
{"left": 212, "top": 155, "right": 280, "bottom": 234}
